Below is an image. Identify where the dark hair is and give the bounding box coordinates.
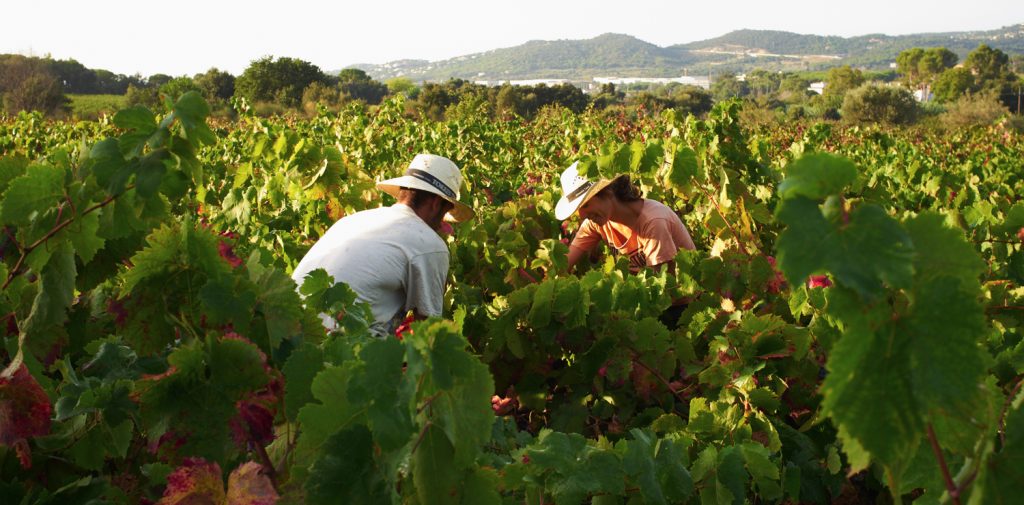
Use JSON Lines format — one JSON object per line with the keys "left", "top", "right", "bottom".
{"left": 398, "top": 187, "right": 451, "bottom": 211}
{"left": 597, "top": 175, "right": 642, "bottom": 202}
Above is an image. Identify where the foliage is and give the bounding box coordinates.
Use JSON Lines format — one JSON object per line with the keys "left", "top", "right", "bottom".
{"left": 938, "top": 91, "right": 1011, "bottom": 129}
{"left": 1, "top": 93, "right": 1024, "bottom": 505}
{"left": 234, "top": 57, "right": 330, "bottom": 108}
{"left": 841, "top": 83, "right": 919, "bottom": 125}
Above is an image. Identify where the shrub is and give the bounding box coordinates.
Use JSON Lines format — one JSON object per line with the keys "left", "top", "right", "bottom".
{"left": 938, "top": 91, "right": 1010, "bottom": 129}
{"left": 841, "top": 83, "right": 918, "bottom": 125}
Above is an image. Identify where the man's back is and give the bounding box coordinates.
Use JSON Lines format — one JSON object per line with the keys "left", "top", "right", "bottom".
{"left": 291, "top": 204, "right": 449, "bottom": 335}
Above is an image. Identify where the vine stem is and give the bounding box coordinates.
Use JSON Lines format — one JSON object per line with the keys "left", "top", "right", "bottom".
{"left": 999, "top": 377, "right": 1024, "bottom": 446}
{"left": 693, "top": 183, "right": 749, "bottom": 255}
{"left": 629, "top": 349, "right": 689, "bottom": 406}
{"left": 2, "top": 188, "right": 128, "bottom": 291}
{"left": 254, "top": 443, "right": 280, "bottom": 492}
{"left": 926, "top": 423, "right": 960, "bottom": 505}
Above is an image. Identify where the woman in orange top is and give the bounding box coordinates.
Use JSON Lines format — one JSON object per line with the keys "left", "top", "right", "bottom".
{"left": 555, "top": 162, "right": 695, "bottom": 274}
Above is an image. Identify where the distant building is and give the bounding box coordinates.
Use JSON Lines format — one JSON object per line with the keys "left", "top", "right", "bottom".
{"left": 592, "top": 75, "right": 711, "bottom": 89}
{"left": 808, "top": 82, "right": 826, "bottom": 95}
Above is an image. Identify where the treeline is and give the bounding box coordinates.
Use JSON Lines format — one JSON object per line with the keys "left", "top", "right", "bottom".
{"left": 1, "top": 43, "right": 1021, "bottom": 129}
{"left": 700, "top": 43, "right": 1022, "bottom": 129}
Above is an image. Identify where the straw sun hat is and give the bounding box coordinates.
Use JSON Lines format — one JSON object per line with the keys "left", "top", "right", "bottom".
{"left": 377, "top": 154, "right": 475, "bottom": 222}
{"left": 554, "top": 161, "right": 622, "bottom": 221}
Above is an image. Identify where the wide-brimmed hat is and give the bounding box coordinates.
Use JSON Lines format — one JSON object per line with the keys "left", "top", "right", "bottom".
{"left": 377, "top": 154, "right": 475, "bottom": 222}
{"left": 554, "top": 162, "right": 618, "bottom": 220}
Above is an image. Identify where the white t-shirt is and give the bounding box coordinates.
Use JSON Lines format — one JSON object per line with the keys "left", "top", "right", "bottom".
{"left": 291, "top": 204, "right": 449, "bottom": 336}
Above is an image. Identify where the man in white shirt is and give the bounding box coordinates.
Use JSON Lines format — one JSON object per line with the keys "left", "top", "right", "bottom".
{"left": 291, "top": 154, "right": 474, "bottom": 336}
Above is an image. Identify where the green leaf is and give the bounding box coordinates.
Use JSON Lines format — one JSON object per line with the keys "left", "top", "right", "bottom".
{"left": 282, "top": 343, "right": 324, "bottom": 421}
{"left": 413, "top": 423, "right": 460, "bottom": 505}
{"left": 295, "top": 364, "right": 363, "bottom": 462}
{"left": 776, "top": 198, "right": 914, "bottom": 300}
{"left": 349, "top": 338, "right": 414, "bottom": 451}
{"left": 665, "top": 146, "right": 699, "bottom": 193}
{"left": 904, "top": 212, "right": 985, "bottom": 288}
{"left": 304, "top": 425, "right": 388, "bottom": 505}
{"left": 460, "top": 467, "right": 501, "bottom": 505}
{"left": 135, "top": 151, "right": 167, "bottom": 198}
{"left": 113, "top": 106, "right": 157, "bottom": 133}
{"left": 527, "top": 278, "right": 554, "bottom": 327}
{"left": 174, "top": 92, "right": 216, "bottom": 146}
{"left": 89, "top": 139, "right": 132, "bottom": 195}
{"left": 21, "top": 243, "right": 76, "bottom": 337}
{"left": 66, "top": 210, "right": 105, "bottom": 264}
{"left": 1, "top": 163, "right": 65, "bottom": 226}
{"left": 777, "top": 153, "right": 857, "bottom": 200}
{"left": 969, "top": 389, "right": 1024, "bottom": 504}
{"left": 0, "top": 156, "right": 29, "bottom": 195}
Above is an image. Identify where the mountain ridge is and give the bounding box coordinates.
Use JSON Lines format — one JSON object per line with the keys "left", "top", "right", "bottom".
{"left": 348, "top": 24, "right": 1024, "bottom": 82}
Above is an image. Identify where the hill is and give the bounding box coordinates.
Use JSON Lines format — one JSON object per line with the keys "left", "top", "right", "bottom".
{"left": 351, "top": 24, "right": 1024, "bottom": 81}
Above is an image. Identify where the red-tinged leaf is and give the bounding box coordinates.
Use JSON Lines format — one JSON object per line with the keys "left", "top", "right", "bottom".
{"left": 807, "top": 275, "right": 832, "bottom": 289}
{"left": 229, "top": 401, "right": 275, "bottom": 449}
{"left": 226, "top": 462, "right": 279, "bottom": 505}
{"left": 218, "top": 241, "right": 243, "bottom": 268}
{"left": 157, "top": 457, "right": 226, "bottom": 505}
{"left": 0, "top": 364, "right": 52, "bottom": 468}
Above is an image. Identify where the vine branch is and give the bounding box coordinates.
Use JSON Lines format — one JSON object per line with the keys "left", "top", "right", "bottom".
{"left": 926, "top": 423, "right": 960, "bottom": 505}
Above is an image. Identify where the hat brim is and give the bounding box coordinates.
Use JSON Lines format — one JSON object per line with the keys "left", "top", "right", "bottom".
{"left": 377, "top": 176, "right": 475, "bottom": 222}
{"left": 554, "top": 177, "right": 617, "bottom": 220}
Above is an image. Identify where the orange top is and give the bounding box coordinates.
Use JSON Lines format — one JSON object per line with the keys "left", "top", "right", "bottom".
{"left": 571, "top": 199, "right": 693, "bottom": 273}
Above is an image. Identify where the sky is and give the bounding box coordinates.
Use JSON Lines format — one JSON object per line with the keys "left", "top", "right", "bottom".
{"left": 3, "top": 0, "right": 1022, "bottom": 77}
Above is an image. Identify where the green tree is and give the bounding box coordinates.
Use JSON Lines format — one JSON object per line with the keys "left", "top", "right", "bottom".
{"left": 0, "top": 54, "right": 69, "bottom": 116}
{"left": 193, "top": 68, "right": 235, "bottom": 102}
{"left": 385, "top": 77, "right": 417, "bottom": 97}
{"left": 896, "top": 48, "right": 925, "bottom": 86}
{"left": 125, "top": 83, "right": 161, "bottom": 109}
{"left": 45, "top": 58, "right": 99, "bottom": 94}
{"left": 495, "top": 84, "right": 524, "bottom": 117}
{"left": 160, "top": 77, "right": 201, "bottom": 102}
{"left": 590, "top": 83, "right": 624, "bottom": 109}
{"left": 234, "top": 56, "right": 329, "bottom": 108}
{"left": 147, "top": 73, "right": 173, "bottom": 88}
{"left": 932, "top": 67, "right": 976, "bottom": 103}
{"left": 711, "top": 73, "right": 749, "bottom": 101}
{"left": 918, "top": 48, "right": 958, "bottom": 82}
{"left": 669, "top": 85, "right": 714, "bottom": 116}
{"left": 823, "top": 66, "right": 865, "bottom": 109}
{"left": 840, "top": 83, "right": 918, "bottom": 125}
{"left": 965, "top": 44, "right": 1011, "bottom": 83}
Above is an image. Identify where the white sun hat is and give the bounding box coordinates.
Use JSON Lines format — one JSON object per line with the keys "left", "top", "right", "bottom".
{"left": 377, "top": 154, "right": 475, "bottom": 222}
{"left": 554, "top": 161, "right": 618, "bottom": 220}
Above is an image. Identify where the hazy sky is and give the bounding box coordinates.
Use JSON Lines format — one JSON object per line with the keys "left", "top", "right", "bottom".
{"left": 4, "top": 0, "right": 1022, "bottom": 77}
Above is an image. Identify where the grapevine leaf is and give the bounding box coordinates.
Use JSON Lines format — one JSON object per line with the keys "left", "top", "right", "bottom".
{"left": 460, "top": 467, "right": 501, "bottom": 505}
{"left": 174, "top": 92, "right": 216, "bottom": 145}
{"left": 665, "top": 146, "right": 699, "bottom": 192}
{"left": 248, "top": 259, "right": 304, "bottom": 350}
{"left": 225, "top": 461, "right": 279, "bottom": 505}
{"left": 304, "top": 425, "right": 386, "bottom": 505}
{"left": 0, "top": 163, "right": 64, "bottom": 226}
{"left": 623, "top": 430, "right": 667, "bottom": 505}
{"left": 904, "top": 212, "right": 985, "bottom": 288}
{"left": 21, "top": 242, "right": 76, "bottom": 338}
{"left": 282, "top": 343, "right": 323, "bottom": 421}
{"left": 968, "top": 389, "right": 1024, "bottom": 504}
{"left": 0, "top": 155, "right": 29, "bottom": 195}
{"left": 349, "top": 338, "right": 414, "bottom": 451}
{"left": 777, "top": 153, "right": 857, "bottom": 200}
{"left": 0, "top": 364, "right": 52, "bottom": 468}
{"left": 413, "top": 424, "right": 460, "bottom": 505}
{"left": 295, "top": 364, "right": 364, "bottom": 462}
{"left": 156, "top": 458, "right": 225, "bottom": 505}
{"left": 66, "top": 210, "right": 105, "bottom": 264}
{"left": 716, "top": 446, "right": 748, "bottom": 505}
{"left": 776, "top": 198, "right": 914, "bottom": 300}
{"left": 135, "top": 151, "right": 168, "bottom": 198}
